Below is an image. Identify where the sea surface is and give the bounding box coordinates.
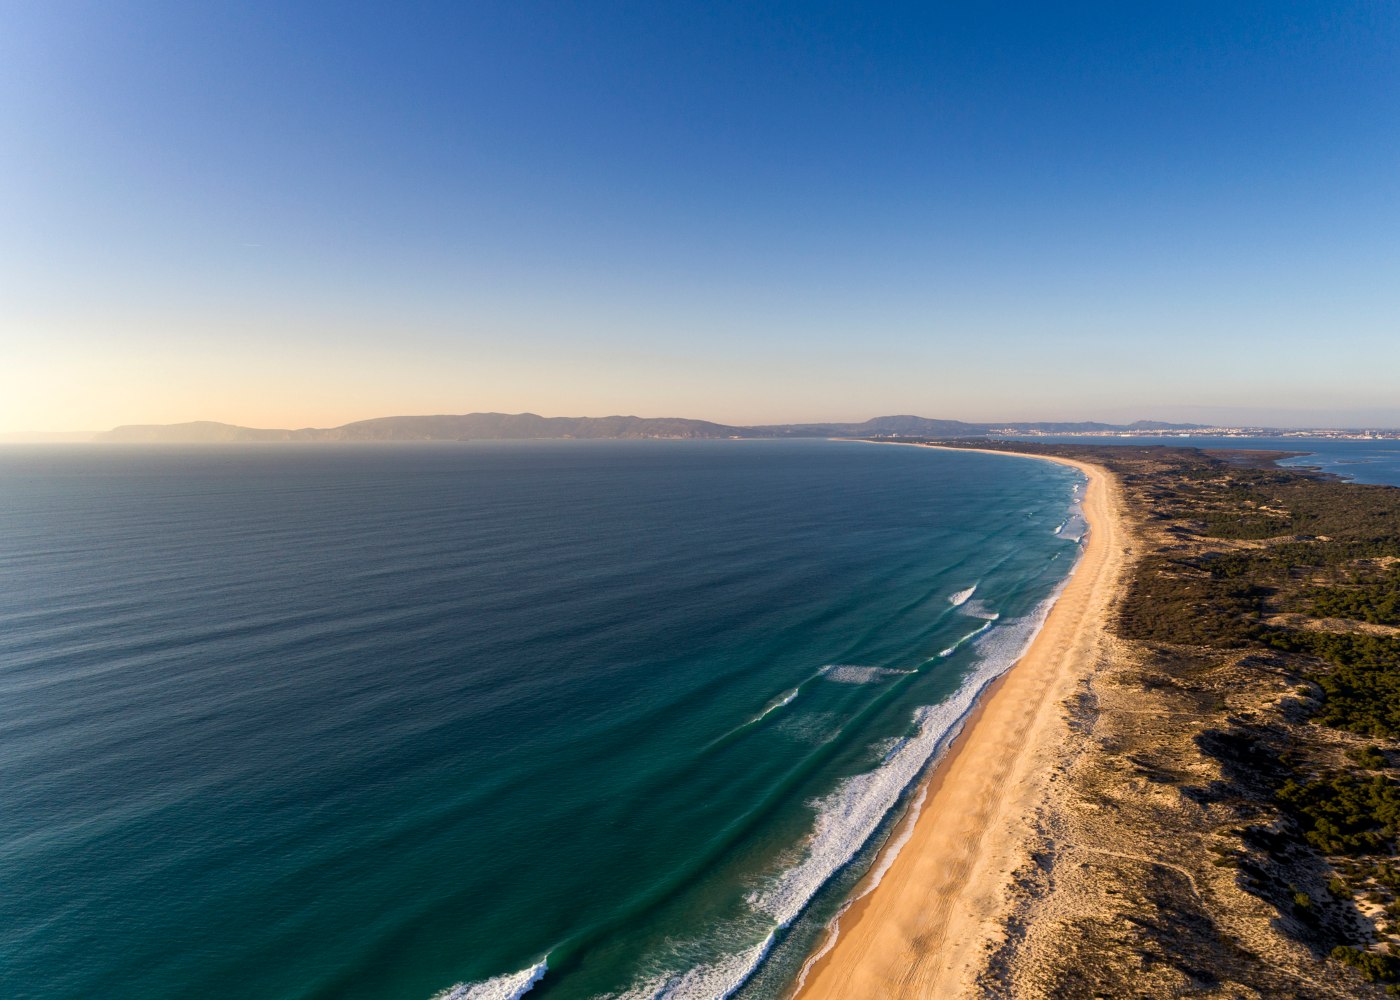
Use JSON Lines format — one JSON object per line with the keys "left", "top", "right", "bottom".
{"left": 0, "top": 440, "right": 1084, "bottom": 1000}
{"left": 998, "top": 434, "right": 1400, "bottom": 487}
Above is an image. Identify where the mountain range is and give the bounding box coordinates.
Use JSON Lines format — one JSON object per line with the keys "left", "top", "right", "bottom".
{"left": 89, "top": 413, "right": 1203, "bottom": 443}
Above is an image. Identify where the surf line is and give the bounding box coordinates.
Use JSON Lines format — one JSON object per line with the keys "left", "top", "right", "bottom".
{"left": 937, "top": 619, "right": 995, "bottom": 657}
{"left": 432, "top": 958, "right": 547, "bottom": 1000}
{"left": 752, "top": 687, "right": 800, "bottom": 724}
{"left": 947, "top": 584, "right": 977, "bottom": 607}
{"left": 703, "top": 666, "right": 828, "bottom": 749}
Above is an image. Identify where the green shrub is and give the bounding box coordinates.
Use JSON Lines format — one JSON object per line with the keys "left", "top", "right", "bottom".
{"left": 1267, "top": 631, "right": 1400, "bottom": 738}
{"left": 1332, "top": 944, "right": 1399, "bottom": 982}
{"left": 1278, "top": 774, "right": 1400, "bottom": 854}
{"left": 1312, "top": 572, "right": 1400, "bottom": 626}
{"left": 1350, "top": 745, "right": 1390, "bottom": 769}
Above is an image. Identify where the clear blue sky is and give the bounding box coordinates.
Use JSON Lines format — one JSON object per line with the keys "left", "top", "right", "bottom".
{"left": 3, "top": 0, "right": 1398, "bottom": 430}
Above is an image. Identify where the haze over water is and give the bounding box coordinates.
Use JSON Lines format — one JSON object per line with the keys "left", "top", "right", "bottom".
{"left": 0, "top": 440, "right": 1082, "bottom": 999}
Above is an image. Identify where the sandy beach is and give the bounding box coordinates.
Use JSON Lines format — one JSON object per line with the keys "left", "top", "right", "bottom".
{"left": 795, "top": 446, "right": 1125, "bottom": 1000}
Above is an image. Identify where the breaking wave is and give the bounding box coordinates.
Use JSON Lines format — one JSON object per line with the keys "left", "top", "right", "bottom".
{"left": 752, "top": 688, "right": 799, "bottom": 723}
{"left": 947, "top": 585, "right": 977, "bottom": 607}
{"left": 612, "top": 934, "right": 775, "bottom": 1000}
{"left": 938, "top": 619, "right": 994, "bottom": 656}
{"left": 433, "top": 960, "right": 547, "bottom": 1000}
{"left": 959, "top": 598, "right": 1000, "bottom": 621}
{"left": 820, "top": 664, "right": 916, "bottom": 684}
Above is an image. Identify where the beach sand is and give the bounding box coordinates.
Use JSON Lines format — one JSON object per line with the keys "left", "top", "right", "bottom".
{"left": 795, "top": 447, "right": 1125, "bottom": 1000}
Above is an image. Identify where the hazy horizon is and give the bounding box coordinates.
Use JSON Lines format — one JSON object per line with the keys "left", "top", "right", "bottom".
{"left": 9, "top": 403, "right": 1400, "bottom": 442}
{"left": 4, "top": 3, "right": 1398, "bottom": 434}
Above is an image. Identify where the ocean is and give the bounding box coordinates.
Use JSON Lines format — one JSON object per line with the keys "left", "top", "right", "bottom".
{"left": 0, "top": 440, "right": 1084, "bottom": 1000}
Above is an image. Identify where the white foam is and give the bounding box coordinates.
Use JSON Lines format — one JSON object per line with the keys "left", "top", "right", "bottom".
{"left": 876, "top": 735, "right": 909, "bottom": 764}
{"left": 750, "top": 573, "right": 1074, "bottom": 936}
{"left": 613, "top": 933, "right": 776, "bottom": 1000}
{"left": 938, "top": 619, "right": 993, "bottom": 656}
{"left": 751, "top": 688, "right": 798, "bottom": 723}
{"left": 1057, "top": 510, "right": 1088, "bottom": 543}
{"left": 959, "top": 598, "right": 1000, "bottom": 621}
{"left": 859, "top": 778, "right": 929, "bottom": 897}
{"left": 709, "top": 684, "right": 808, "bottom": 748}
{"left": 791, "top": 775, "right": 933, "bottom": 994}
{"left": 820, "top": 664, "right": 914, "bottom": 684}
{"left": 1057, "top": 483, "right": 1090, "bottom": 543}
{"left": 433, "top": 960, "right": 547, "bottom": 1000}
{"left": 947, "top": 584, "right": 977, "bottom": 607}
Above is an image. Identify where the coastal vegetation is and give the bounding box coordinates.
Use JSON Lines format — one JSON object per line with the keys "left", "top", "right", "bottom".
{"left": 1311, "top": 574, "right": 1400, "bottom": 627}
{"left": 921, "top": 439, "right": 1400, "bottom": 996}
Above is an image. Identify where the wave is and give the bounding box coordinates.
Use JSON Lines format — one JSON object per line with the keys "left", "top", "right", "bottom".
{"left": 875, "top": 735, "right": 908, "bottom": 764}
{"left": 613, "top": 933, "right": 775, "bottom": 1000}
{"left": 708, "top": 671, "right": 826, "bottom": 748}
{"left": 747, "top": 700, "right": 968, "bottom": 930}
{"left": 749, "top": 570, "right": 1077, "bottom": 983}
{"left": 752, "top": 688, "right": 799, "bottom": 723}
{"left": 433, "top": 960, "right": 547, "bottom": 1000}
{"left": 959, "top": 598, "right": 1000, "bottom": 621}
{"left": 820, "top": 664, "right": 915, "bottom": 685}
{"left": 938, "top": 619, "right": 994, "bottom": 657}
{"left": 1057, "top": 510, "right": 1088, "bottom": 543}
{"left": 947, "top": 585, "right": 977, "bottom": 607}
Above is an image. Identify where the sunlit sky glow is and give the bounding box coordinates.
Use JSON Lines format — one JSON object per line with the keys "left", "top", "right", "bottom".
{"left": 3, "top": 1, "right": 1398, "bottom": 432}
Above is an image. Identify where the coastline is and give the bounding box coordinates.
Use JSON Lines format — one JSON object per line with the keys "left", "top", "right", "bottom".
{"left": 794, "top": 444, "right": 1125, "bottom": 1000}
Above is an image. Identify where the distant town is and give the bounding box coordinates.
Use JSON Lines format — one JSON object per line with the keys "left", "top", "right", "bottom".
{"left": 993, "top": 427, "right": 1400, "bottom": 440}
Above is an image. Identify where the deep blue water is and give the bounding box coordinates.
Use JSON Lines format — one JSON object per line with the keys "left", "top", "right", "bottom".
{"left": 0, "top": 440, "right": 1083, "bottom": 1000}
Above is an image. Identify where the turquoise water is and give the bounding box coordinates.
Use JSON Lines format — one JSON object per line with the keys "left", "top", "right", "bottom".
{"left": 0, "top": 440, "right": 1083, "bottom": 999}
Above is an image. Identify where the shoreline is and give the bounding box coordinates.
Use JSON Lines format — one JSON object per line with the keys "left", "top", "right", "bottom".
{"left": 793, "top": 444, "right": 1124, "bottom": 1000}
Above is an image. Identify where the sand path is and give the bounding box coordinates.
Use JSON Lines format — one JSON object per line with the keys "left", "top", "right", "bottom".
{"left": 795, "top": 447, "right": 1123, "bottom": 1000}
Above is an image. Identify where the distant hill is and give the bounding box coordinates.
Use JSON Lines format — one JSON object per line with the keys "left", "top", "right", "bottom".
{"left": 0, "top": 430, "right": 100, "bottom": 443}
{"left": 97, "top": 414, "right": 762, "bottom": 443}
{"left": 94, "top": 413, "right": 1208, "bottom": 444}
{"left": 98, "top": 421, "right": 320, "bottom": 443}
{"left": 750, "top": 415, "right": 983, "bottom": 438}
{"left": 326, "top": 413, "right": 751, "bottom": 441}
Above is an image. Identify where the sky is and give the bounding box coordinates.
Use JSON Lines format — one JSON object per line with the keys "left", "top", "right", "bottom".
{"left": 2, "top": 0, "right": 1398, "bottom": 432}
